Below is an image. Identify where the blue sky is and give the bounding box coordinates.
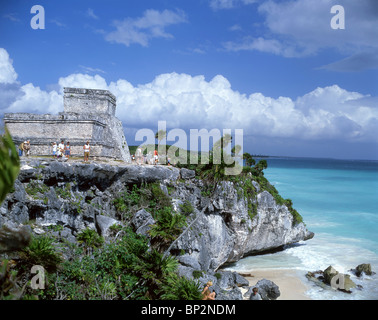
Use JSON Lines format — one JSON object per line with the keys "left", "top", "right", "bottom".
{"left": 1, "top": 0, "right": 378, "bottom": 159}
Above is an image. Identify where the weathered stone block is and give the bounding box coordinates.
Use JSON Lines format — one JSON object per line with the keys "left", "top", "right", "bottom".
{"left": 4, "top": 87, "right": 131, "bottom": 162}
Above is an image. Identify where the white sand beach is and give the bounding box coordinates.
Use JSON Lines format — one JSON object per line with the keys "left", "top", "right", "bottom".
{"left": 239, "top": 269, "right": 312, "bottom": 300}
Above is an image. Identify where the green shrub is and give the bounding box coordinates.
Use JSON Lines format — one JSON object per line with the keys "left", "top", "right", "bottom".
{"left": 179, "top": 200, "right": 194, "bottom": 216}
{"left": 25, "top": 180, "right": 49, "bottom": 197}
{"left": 149, "top": 183, "right": 172, "bottom": 209}
{"left": 160, "top": 274, "right": 203, "bottom": 300}
{"left": 55, "top": 183, "right": 71, "bottom": 199}
{"left": 77, "top": 228, "right": 104, "bottom": 250}
{"left": 192, "top": 270, "right": 203, "bottom": 279}
{"left": 0, "top": 128, "right": 20, "bottom": 204}
{"left": 21, "top": 236, "right": 62, "bottom": 272}
{"left": 214, "top": 273, "right": 222, "bottom": 280}
{"left": 149, "top": 207, "right": 187, "bottom": 243}
{"left": 39, "top": 226, "right": 184, "bottom": 300}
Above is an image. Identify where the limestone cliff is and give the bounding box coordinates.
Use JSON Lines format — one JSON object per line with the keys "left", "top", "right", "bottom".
{"left": 1, "top": 159, "right": 314, "bottom": 273}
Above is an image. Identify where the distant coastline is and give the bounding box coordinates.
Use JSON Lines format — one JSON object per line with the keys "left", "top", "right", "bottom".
{"left": 128, "top": 146, "right": 378, "bottom": 162}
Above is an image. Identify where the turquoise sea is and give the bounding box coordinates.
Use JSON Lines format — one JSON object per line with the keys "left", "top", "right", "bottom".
{"left": 228, "top": 157, "right": 378, "bottom": 300}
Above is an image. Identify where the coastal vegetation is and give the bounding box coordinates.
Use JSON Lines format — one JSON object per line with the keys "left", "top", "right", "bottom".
{"left": 0, "top": 131, "right": 306, "bottom": 300}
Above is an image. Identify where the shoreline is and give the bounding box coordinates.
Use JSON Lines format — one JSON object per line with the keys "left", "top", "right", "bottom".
{"left": 239, "top": 268, "right": 312, "bottom": 300}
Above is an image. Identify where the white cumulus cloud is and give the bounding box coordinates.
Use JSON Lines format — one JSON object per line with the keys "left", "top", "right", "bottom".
{"left": 1, "top": 48, "right": 377, "bottom": 145}
{"left": 105, "top": 9, "right": 187, "bottom": 47}
{"left": 0, "top": 48, "right": 18, "bottom": 84}
{"left": 224, "top": 0, "right": 378, "bottom": 68}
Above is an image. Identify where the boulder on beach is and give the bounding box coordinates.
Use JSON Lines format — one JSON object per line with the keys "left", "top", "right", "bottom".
{"left": 307, "top": 265, "right": 357, "bottom": 293}
{"left": 323, "top": 265, "right": 338, "bottom": 285}
{"left": 353, "top": 263, "right": 374, "bottom": 277}
{"left": 245, "top": 279, "right": 280, "bottom": 300}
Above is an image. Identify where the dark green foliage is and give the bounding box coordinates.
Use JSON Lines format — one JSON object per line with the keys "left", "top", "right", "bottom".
{"left": 38, "top": 227, "right": 200, "bottom": 300}
{"left": 243, "top": 152, "right": 256, "bottom": 167}
{"left": 20, "top": 236, "right": 62, "bottom": 272}
{"left": 25, "top": 180, "right": 49, "bottom": 197}
{"left": 160, "top": 274, "right": 203, "bottom": 300}
{"left": 149, "top": 183, "right": 172, "bottom": 210}
{"left": 254, "top": 159, "right": 268, "bottom": 176}
{"left": 55, "top": 183, "right": 71, "bottom": 199}
{"left": 214, "top": 273, "right": 222, "bottom": 280}
{"left": 179, "top": 200, "right": 194, "bottom": 216}
{"left": 149, "top": 207, "right": 187, "bottom": 251}
{"left": 113, "top": 185, "right": 139, "bottom": 217}
{"left": 192, "top": 270, "right": 203, "bottom": 279}
{"left": 76, "top": 228, "right": 104, "bottom": 250}
{"left": 0, "top": 259, "right": 32, "bottom": 300}
{"left": 113, "top": 182, "right": 173, "bottom": 221}
{"left": 0, "top": 128, "right": 20, "bottom": 204}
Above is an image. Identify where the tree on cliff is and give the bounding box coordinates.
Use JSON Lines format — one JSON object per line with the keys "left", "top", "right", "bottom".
{"left": 243, "top": 152, "right": 256, "bottom": 167}
{"left": 197, "top": 133, "right": 238, "bottom": 184}
{"left": 155, "top": 130, "right": 167, "bottom": 150}
{"left": 254, "top": 159, "right": 268, "bottom": 176}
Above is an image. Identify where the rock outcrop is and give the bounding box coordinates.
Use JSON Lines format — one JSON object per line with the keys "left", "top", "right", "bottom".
{"left": 244, "top": 279, "right": 281, "bottom": 300}
{"left": 350, "top": 263, "right": 375, "bottom": 277}
{"left": 1, "top": 158, "right": 314, "bottom": 299}
{"left": 306, "top": 265, "right": 359, "bottom": 294}
{"left": 2, "top": 159, "right": 313, "bottom": 261}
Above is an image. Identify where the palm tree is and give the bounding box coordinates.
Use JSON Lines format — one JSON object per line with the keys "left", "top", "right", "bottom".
{"left": 231, "top": 145, "right": 242, "bottom": 157}
{"left": 155, "top": 130, "right": 167, "bottom": 150}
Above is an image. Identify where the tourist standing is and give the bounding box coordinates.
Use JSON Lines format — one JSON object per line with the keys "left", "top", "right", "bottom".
{"left": 58, "top": 140, "right": 65, "bottom": 155}
{"left": 19, "top": 141, "right": 25, "bottom": 156}
{"left": 24, "top": 140, "right": 31, "bottom": 157}
{"left": 52, "top": 142, "right": 57, "bottom": 158}
{"left": 154, "top": 149, "right": 158, "bottom": 165}
{"left": 83, "top": 141, "right": 90, "bottom": 162}
{"left": 147, "top": 151, "right": 152, "bottom": 165}
{"left": 65, "top": 142, "right": 71, "bottom": 159}
{"left": 136, "top": 147, "right": 142, "bottom": 165}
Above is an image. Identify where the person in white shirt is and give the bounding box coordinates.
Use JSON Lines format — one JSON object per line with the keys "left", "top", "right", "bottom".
{"left": 83, "top": 141, "right": 90, "bottom": 162}
{"left": 58, "top": 140, "right": 65, "bottom": 155}
{"left": 52, "top": 142, "right": 57, "bottom": 158}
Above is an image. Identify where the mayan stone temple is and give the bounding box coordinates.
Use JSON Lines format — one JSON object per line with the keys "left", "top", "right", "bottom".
{"left": 4, "top": 87, "right": 131, "bottom": 162}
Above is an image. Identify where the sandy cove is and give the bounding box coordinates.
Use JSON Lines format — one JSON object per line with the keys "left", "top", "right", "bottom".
{"left": 239, "top": 269, "right": 312, "bottom": 300}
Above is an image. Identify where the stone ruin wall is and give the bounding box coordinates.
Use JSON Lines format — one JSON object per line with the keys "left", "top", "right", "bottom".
{"left": 63, "top": 87, "right": 117, "bottom": 116}
{"left": 3, "top": 88, "right": 131, "bottom": 162}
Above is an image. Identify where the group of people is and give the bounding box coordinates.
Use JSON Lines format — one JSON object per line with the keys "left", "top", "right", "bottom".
{"left": 51, "top": 140, "right": 91, "bottom": 162}
{"left": 131, "top": 148, "right": 171, "bottom": 166}
{"left": 18, "top": 140, "right": 31, "bottom": 157}
{"left": 201, "top": 281, "right": 262, "bottom": 300}
{"left": 52, "top": 140, "right": 71, "bottom": 159}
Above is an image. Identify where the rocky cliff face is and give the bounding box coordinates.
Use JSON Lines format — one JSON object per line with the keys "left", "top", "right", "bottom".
{"left": 172, "top": 178, "right": 313, "bottom": 272}
{"left": 1, "top": 159, "right": 313, "bottom": 273}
